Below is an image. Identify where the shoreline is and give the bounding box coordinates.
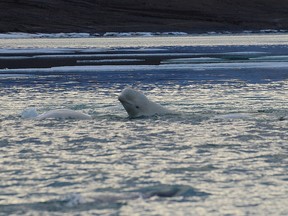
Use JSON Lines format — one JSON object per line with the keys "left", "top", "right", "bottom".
{"left": 0, "top": 35, "right": 288, "bottom": 72}
{"left": 0, "top": 29, "right": 288, "bottom": 39}
{"left": 1, "top": 34, "right": 288, "bottom": 49}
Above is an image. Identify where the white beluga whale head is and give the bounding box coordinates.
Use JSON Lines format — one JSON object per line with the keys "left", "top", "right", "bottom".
{"left": 118, "top": 88, "right": 171, "bottom": 118}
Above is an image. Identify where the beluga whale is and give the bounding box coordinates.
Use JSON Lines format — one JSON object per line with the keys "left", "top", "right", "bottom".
{"left": 118, "top": 88, "right": 172, "bottom": 118}
{"left": 21, "top": 108, "right": 92, "bottom": 120}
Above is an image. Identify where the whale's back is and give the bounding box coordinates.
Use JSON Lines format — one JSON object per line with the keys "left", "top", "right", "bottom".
{"left": 36, "top": 109, "right": 92, "bottom": 120}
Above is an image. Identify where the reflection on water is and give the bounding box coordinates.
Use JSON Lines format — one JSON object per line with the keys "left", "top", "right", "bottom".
{"left": 0, "top": 37, "right": 288, "bottom": 215}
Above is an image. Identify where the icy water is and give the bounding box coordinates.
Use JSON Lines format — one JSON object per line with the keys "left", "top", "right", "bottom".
{"left": 0, "top": 34, "right": 288, "bottom": 215}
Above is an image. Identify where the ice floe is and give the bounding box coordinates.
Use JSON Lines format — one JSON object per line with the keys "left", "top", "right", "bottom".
{"left": 1, "top": 61, "right": 288, "bottom": 74}
{"left": 0, "top": 73, "right": 33, "bottom": 78}
{"left": 76, "top": 59, "right": 145, "bottom": 63}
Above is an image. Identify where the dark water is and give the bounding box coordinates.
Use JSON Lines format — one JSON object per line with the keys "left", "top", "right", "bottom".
{"left": 0, "top": 35, "right": 288, "bottom": 215}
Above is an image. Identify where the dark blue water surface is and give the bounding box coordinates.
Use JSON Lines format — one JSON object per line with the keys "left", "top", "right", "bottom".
{"left": 0, "top": 36, "right": 288, "bottom": 215}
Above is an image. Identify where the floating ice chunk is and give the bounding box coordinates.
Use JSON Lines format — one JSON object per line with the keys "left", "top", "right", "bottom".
{"left": 0, "top": 48, "right": 79, "bottom": 54}
{"left": 0, "top": 56, "right": 31, "bottom": 60}
{"left": 243, "top": 30, "right": 253, "bottom": 34}
{"left": 260, "top": 29, "right": 279, "bottom": 33}
{"left": 162, "top": 32, "right": 188, "bottom": 36}
{"left": 103, "top": 32, "right": 128, "bottom": 37}
{"left": 251, "top": 55, "right": 288, "bottom": 61}
{"left": 221, "top": 51, "right": 268, "bottom": 55}
{"left": 0, "top": 32, "right": 33, "bottom": 39}
{"left": 161, "top": 57, "right": 225, "bottom": 64}
{"left": 0, "top": 74, "right": 33, "bottom": 78}
{"left": 77, "top": 59, "right": 145, "bottom": 63}
{"left": 2, "top": 61, "right": 288, "bottom": 74}
{"left": 138, "top": 32, "right": 154, "bottom": 37}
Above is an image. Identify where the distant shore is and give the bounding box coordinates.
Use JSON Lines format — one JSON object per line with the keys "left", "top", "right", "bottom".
{"left": 1, "top": 30, "right": 288, "bottom": 40}
{"left": 1, "top": 0, "right": 288, "bottom": 34}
